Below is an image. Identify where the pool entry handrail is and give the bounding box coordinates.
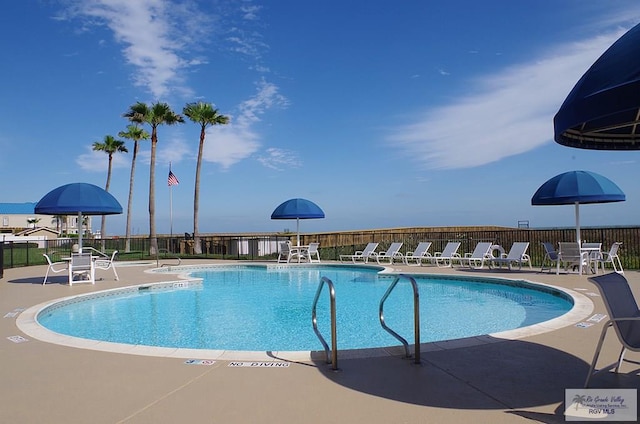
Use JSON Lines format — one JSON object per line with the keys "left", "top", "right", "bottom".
{"left": 379, "top": 274, "right": 421, "bottom": 364}
{"left": 312, "top": 276, "right": 338, "bottom": 371}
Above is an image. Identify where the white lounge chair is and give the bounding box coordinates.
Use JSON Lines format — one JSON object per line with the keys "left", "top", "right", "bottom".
{"left": 557, "top": 242, "right": 589, "bottom": 275}
{"left": 459, "top": 242, "right": 494, "bottom": 269}
{"left": 403, "top": 242, "right": 432, "bottom": 266}
{"left": 42, "top": 253, "right": 68, "bottom": 285}
{"left": 432, "top": 242, "right": 462, "bottom": 267}
{"left": 540, "top": 242, "right": 559, "bottom": 273}
{"left": 490, "top": 242, "right": 531, "bottom": 270}
{"left": 95, "top": 250, "right": 119, "bottom": 281}
{"left": 305, "top": 242, "right": 321, "bottom": 263}
{"left": 584, "top": 272, "right": 640, "bottom": 387}
{"left": 596, "top": 242, "right": 624, "bottom": 274}
{"left": 340, "top": 242, "right": 379, "bottom": 263}
{"left": 69, "top": 253, "right": 95, "bottom": 286}
{"left": 374, "top": 242, "right": 404, "bottom": 264}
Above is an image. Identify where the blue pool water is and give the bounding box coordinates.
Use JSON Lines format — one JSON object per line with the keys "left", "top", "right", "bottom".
{"left": 38, "top": 265, "right": 573, "bottom": 352}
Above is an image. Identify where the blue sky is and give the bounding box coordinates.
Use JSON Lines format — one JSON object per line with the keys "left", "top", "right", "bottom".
{"left": 2, "top": 1, "right": 640, "bottom": 235}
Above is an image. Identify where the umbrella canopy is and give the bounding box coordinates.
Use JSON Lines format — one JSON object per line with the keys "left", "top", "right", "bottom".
{"left": 531, "top": 170, "right": 625, "bottom": 244}
{"left": 35, "top": 182, "right": 123, "bottom": 251}
{"left": 271, "top": 198, "right": 325, "bottom": 246}
{"left": 554, "top": 23, "right": 640, "bottom": 150}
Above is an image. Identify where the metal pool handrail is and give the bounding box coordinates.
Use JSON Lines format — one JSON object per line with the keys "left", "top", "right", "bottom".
{"left": 379, "top": 274, "right": 421, "bottom": 364}
{"left": 312, "top": 276, "right": 338, "bottom": 371}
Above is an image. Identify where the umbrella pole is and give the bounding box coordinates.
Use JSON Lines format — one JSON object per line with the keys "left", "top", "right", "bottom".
{"left": 296, "top": 218, "right": 300, "bottom": 247}
{"left": 575, "top": 202, "right": 581, "bottom": 245}
{"left": 78, "top": 211, "right": 84, "bottom": 253}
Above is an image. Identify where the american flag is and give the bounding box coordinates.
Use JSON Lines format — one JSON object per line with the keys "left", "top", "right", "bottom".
{"left": 168, "top": 170, "right": 179, "bottom": 186}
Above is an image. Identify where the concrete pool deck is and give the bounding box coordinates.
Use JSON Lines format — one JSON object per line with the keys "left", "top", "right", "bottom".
{"left": 1, "top": 259, "right": 639, "bottom": 423}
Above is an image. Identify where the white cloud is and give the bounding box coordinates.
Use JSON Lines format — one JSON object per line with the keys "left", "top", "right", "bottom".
{"left": 388, "top": 27, "right": 632, "bottom": 170}
{"left": 68, "top": 0, "right": 214, "bottom": 99}
{"left": 203, "top": 79, "right": 289, "bottom": 169}
{"left": 257, "top": 148, "right": 302, "bottom": 171}
{"left": 77, "top": 146, "right": 130, "bottom": 172}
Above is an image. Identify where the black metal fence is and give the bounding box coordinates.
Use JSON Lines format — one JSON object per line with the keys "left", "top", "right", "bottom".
{"left": 3, "top": 226, "right": 640, "bottom": 271}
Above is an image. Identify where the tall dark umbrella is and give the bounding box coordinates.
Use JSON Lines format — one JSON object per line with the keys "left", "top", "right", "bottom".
{"left": 554, "top": 23, "right": 640, "bottom": 150}
{"left": 35, "top": 182, "right": 123, "bottom": 251}
{"left": 271, "top": 198, "right": 325, "bottom": 246}
{"left": 531, "top": 171, "right": 625, "bottom": 244}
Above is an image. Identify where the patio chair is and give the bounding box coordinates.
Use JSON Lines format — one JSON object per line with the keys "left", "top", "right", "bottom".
{"left": 459, "top": 242, "right": 494, "bottom": 269}
{"left": 95, "top": 250, "right": 119, "bottom": 281}
{"left": 557, "top": 242, "right": 589, "bottom": 275}
{"left": 490, "top": 242, "right": 532, "bottom": 271}
{"left": 340, "top": 242, "right": 379, "bottom": 263}
{"left": 305, "top": 242, "right": 321, "bottom": 263}
{"left": 596, "top": 242, "right": 624, "bottom": 274}
{"left": 432, "top": 241, "right": 462, "bottom": 268}
{"left": 69, "top": 252, "right": 95, "bottom": 286}
{"left": 403, "top": 242, "right": 432, "bottom": 266}
{"left": 582, "top": 242, "right": 603, "bottom": 273}
{"left": 277, "top": 241, "right": 304, "bottom": 263}
{"left": 373, "top": 242, "right": 404, "bottom": 264}
{"left": 539, "top": 242, "right": 559, "bottom": 273}
{"left": 584, "top": 272, "right": 640, "bottom": 387}
{"left": 42, "top": 253, "right": 68, "bottom": 285}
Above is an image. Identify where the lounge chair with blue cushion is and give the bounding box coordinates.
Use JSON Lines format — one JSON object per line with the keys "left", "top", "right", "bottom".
{"left": 374, "top": 242, "right": 404, "bottom": 264}
{"left": 585, "top": 272, "right": 640, "bottom": 387}
{"left": 459, "top": 242, "right": 494, "bottom": 269}
{"left": 432, "top": 241, "right": 462, "bottom": 268}
{"left": 403, "top": 242, "right": 432, "bottom": 266}
{"left": 340, "top": 242, "right": 379, "bottom": 263}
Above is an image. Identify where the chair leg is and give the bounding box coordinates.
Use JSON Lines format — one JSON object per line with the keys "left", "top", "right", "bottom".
{"left": 615, "top": 346, "right": 627, "bottom": 373}
{"left": 585, "top": 322, "right": 613, "bottom": 388}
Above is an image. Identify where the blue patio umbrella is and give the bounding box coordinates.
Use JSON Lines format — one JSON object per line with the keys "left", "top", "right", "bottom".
{"left": 35, "top": 182, "right": 123, "bottom": 251}
{"left": 531, "top": 170, "right": 625, "bottom": 244}
{"left": 271, "top": 198, "right": 325, "bottom": 246}
{"left": 554, "top": 22, "right": 640, "bottom": 150}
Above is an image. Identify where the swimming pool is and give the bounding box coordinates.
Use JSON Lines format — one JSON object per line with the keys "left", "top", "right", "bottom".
{"left": 36, "top": 265, "right": 574, "bottom": 353}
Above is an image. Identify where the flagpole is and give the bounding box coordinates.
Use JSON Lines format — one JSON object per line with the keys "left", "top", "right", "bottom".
{"left": 169, "top": 163, "right": 174, "bottom": 240}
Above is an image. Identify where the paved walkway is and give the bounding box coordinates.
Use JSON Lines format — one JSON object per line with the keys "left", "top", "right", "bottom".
{"left": 1, "top": 260, "right": 639, "bottom": 423}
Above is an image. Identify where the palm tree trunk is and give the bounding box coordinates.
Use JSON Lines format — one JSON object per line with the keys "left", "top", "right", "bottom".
{"left": 193, "top": 127, "right": 206, "bottom": 254}
{"left": 101, "top": 154, "right": 114, "bottom": 251}
{"left": 125, "top": 141, "right": 139, "bottom": 252}
{"left": 149, "top": 132, "right": 158, "bottom": 255}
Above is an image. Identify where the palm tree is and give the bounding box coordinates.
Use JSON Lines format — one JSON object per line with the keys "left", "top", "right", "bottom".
{"left": 92, "top": 135, "right": 128, "bottom": 246}
{"left": 118, "top": 124, "right": 150, "bottom": 252}
{"left": 183, "top": 101, "right": 230, "bottom": 254}
{"left": 26, "top": 217, "right": 40, "bottom": 229}
{"left": 51, "top": 215, "right": 65, "bottom": 233}
{"left": 123, "top": 102, "right": 184, "bottom": 255}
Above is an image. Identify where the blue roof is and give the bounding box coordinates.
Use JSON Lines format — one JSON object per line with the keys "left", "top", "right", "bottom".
{"left": 0, "top": 202, "right": 37, "bottom": 214}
